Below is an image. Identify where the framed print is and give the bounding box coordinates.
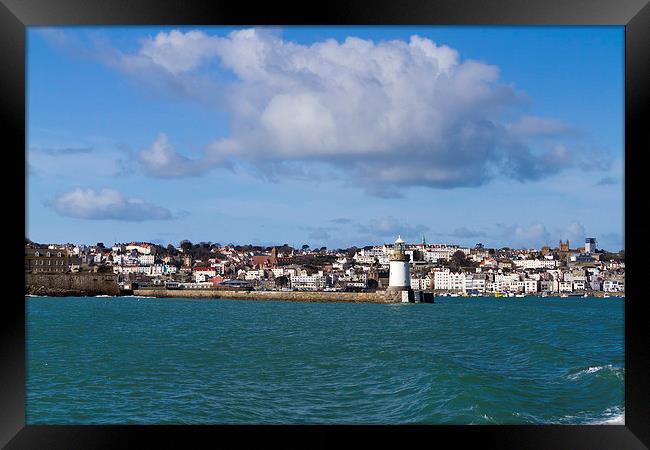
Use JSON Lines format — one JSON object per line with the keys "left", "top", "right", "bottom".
{"left": 3, "top": 0, "right": 649, "bottom": 448}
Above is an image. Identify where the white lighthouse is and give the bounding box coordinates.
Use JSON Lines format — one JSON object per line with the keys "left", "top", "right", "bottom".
{"left": 388, "top": 235, "right": 410, "bottom": 291}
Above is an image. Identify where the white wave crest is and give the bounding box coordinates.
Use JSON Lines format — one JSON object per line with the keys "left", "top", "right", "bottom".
{"left": 587, "top": 407, "right": 625, "bottom": 425}
{"left": 567, "top": 364, "right": 623, "bottom": 380}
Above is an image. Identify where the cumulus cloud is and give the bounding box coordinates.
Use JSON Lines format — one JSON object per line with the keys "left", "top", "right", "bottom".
{"left": 496, "top": 222, "right": 551, "bottom": 249}
{"left": 139, "top": 133, "right": 209, "bottom": 178}
{"left": 561, "top": 222, "right": 586, "bottom": 245}
{"left": 492, "top": 221, "right": 590, "bottom": 249}
{"left": 50, "top": 188, "right": 173, "bottom": 221}
{"left": 66, "top": 28, "right": 604, "bottom": 195}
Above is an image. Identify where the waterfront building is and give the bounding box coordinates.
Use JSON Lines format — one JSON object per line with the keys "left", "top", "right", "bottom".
{"left": 464, "top": 274, "right": 486, "bottom": 293}
{"left": 434, "top": 269, "right": 466, "bottom": 292}
{"left": 558, "top": 281, "right": 573, "bottom": 293}
{"left": 388, "top": 236, "right": 410, "bottom": 291}
{"left": 291, "top": 272, "right": 328, "bottom": 291}
{"left": 523, "top": 279, "right": 539, "bottom": 294}
{"left": 540, "top": 280, "right": 555, "bottom": 292}
{"left": 603, "top": 280, "right": 624, "bottom": 293}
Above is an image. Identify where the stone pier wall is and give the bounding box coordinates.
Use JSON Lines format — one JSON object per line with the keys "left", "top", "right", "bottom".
{"left": 133, "top": 288, "right": 404, "bottom": 304}
{"left": 26, "top": 273, "right": 120, "bottom": 296}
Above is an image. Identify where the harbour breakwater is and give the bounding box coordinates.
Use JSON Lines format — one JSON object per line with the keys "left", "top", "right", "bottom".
{"left": 132, "top": 288, "right": 420, "bottom": 303}
{"left": 26, "top": 273, "right": 120, "bottom": 296}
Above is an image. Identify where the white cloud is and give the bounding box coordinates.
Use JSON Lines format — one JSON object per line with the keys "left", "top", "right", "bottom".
{"left": 139, "top": 30, "right": 221, "bottom": 75}
{"left": 496, "top": 222, "right": 551, "bottom": 249}
{"left": 139, "top": 133, "right": 208, "bottom": 178}
{"left": 50, "top": 188, "right": 173, "bottom": 221}
{"left": 562, "top": 222, "right": 586, "bottom": 245}
{"left": 86, "top": 28, "right": 604, "bottom": 194}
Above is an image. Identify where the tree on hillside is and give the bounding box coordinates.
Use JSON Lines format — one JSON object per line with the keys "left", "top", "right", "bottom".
{"left": 451, "top": 250, "right": 467, "bottom": 266}
{"left": 302, "top": 244, "right": 310, "bottom": 250}
{"left": 180, "top": 240, "right": 193, "bottom": 254}
{"left": 275, "top": 276, "right": 289, "bottom": 289}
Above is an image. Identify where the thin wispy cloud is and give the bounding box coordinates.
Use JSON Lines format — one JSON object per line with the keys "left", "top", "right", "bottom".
{"left": 448, "top": 227, "right": 486, "bottom": 239}
{"left": 49, "top": 188, "right": 174, "bottom": 221}
{"left": 358, "top": 216, "right": 428, "bottom": 240}
{"left": 329, "top": 218, "right": 352, "bottom": 224}
{"left": 30, "top": 146, "right": 93, "bottom": 156}
{"left": 596, "top": 176, "right": 618, "bottom": 186}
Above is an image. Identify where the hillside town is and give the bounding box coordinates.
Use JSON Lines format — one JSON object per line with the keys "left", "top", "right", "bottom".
{"left": 25, "top": 236, "right": 625, "bottom": 297}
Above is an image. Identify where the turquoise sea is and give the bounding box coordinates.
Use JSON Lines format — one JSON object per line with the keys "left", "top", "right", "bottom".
{"left": 26, "top": 296, "right": 624, "bottom": 424}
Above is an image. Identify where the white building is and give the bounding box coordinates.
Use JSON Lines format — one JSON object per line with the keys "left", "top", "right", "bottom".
{"left": 126, "top": 242, "right": 156, "bottom": 255}
{"left": 139, "top": 254, "right": 155, "bottom": 265}
{"left": 523, "top": 279, "right": 539, "bottom": 293}
{"left": 494, "top": 273, "right": 521, "bottom": 292}
{"left": 291, "top": 272, "right": 328, "bottom": 291}
{"left": 513, "top": 259, "right": 558, "bottom": 270}
{"left": 433, "top": 269, "right": 466, "bottom": 292}
{"left": 194, "top": 267, "right": 216, "bottom": 282}
{"left": 464, "top": 275, "right": 486, "bottom": 293}
{"left": 410, "top": 275, "right": 432, "bottom": 291}
{"left": 244, "top": 269, "right": 266, "bottom": 281}
{"left": 603, "top": 280, "right": 624, "bottom": 292}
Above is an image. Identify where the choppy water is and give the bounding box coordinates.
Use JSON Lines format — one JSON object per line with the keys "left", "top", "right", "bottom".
{"left": 26, "top": 296, "right": 624, "bottom": 424}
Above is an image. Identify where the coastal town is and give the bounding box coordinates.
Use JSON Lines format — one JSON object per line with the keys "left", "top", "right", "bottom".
{"left": 25, "top": 235, "right": 625, "bottom": 298}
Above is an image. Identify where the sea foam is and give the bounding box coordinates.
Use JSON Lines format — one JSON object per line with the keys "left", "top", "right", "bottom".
{"left": 567, "top": 364, "right": 623, "bottom": 380}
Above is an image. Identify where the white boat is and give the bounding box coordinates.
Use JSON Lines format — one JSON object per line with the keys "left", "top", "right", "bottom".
{"left": 560, "top": 294, "right": 569, "bottom": 298}
{"left": 450, "top": 293, "right": 459, "bottom": 297}
{"left": 515, "top": 293, "right": 525, "bottom": 298}
{"left": 583, "top": 294, "right": 589, "bottom": 298}
{"left": 508, "top": 293, "right": 515, "bottom": 297}
{"left": 603, "top": 294, "right": 610, "bottom": 298}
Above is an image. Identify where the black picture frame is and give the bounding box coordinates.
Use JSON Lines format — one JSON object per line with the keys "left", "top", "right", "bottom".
{"left": 3, "top": 0, "right": 648, "bottom": 447}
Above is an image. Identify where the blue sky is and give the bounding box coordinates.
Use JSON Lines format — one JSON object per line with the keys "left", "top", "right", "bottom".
{"left": 26, "top": 26, "right": 624, "bottom": 251}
